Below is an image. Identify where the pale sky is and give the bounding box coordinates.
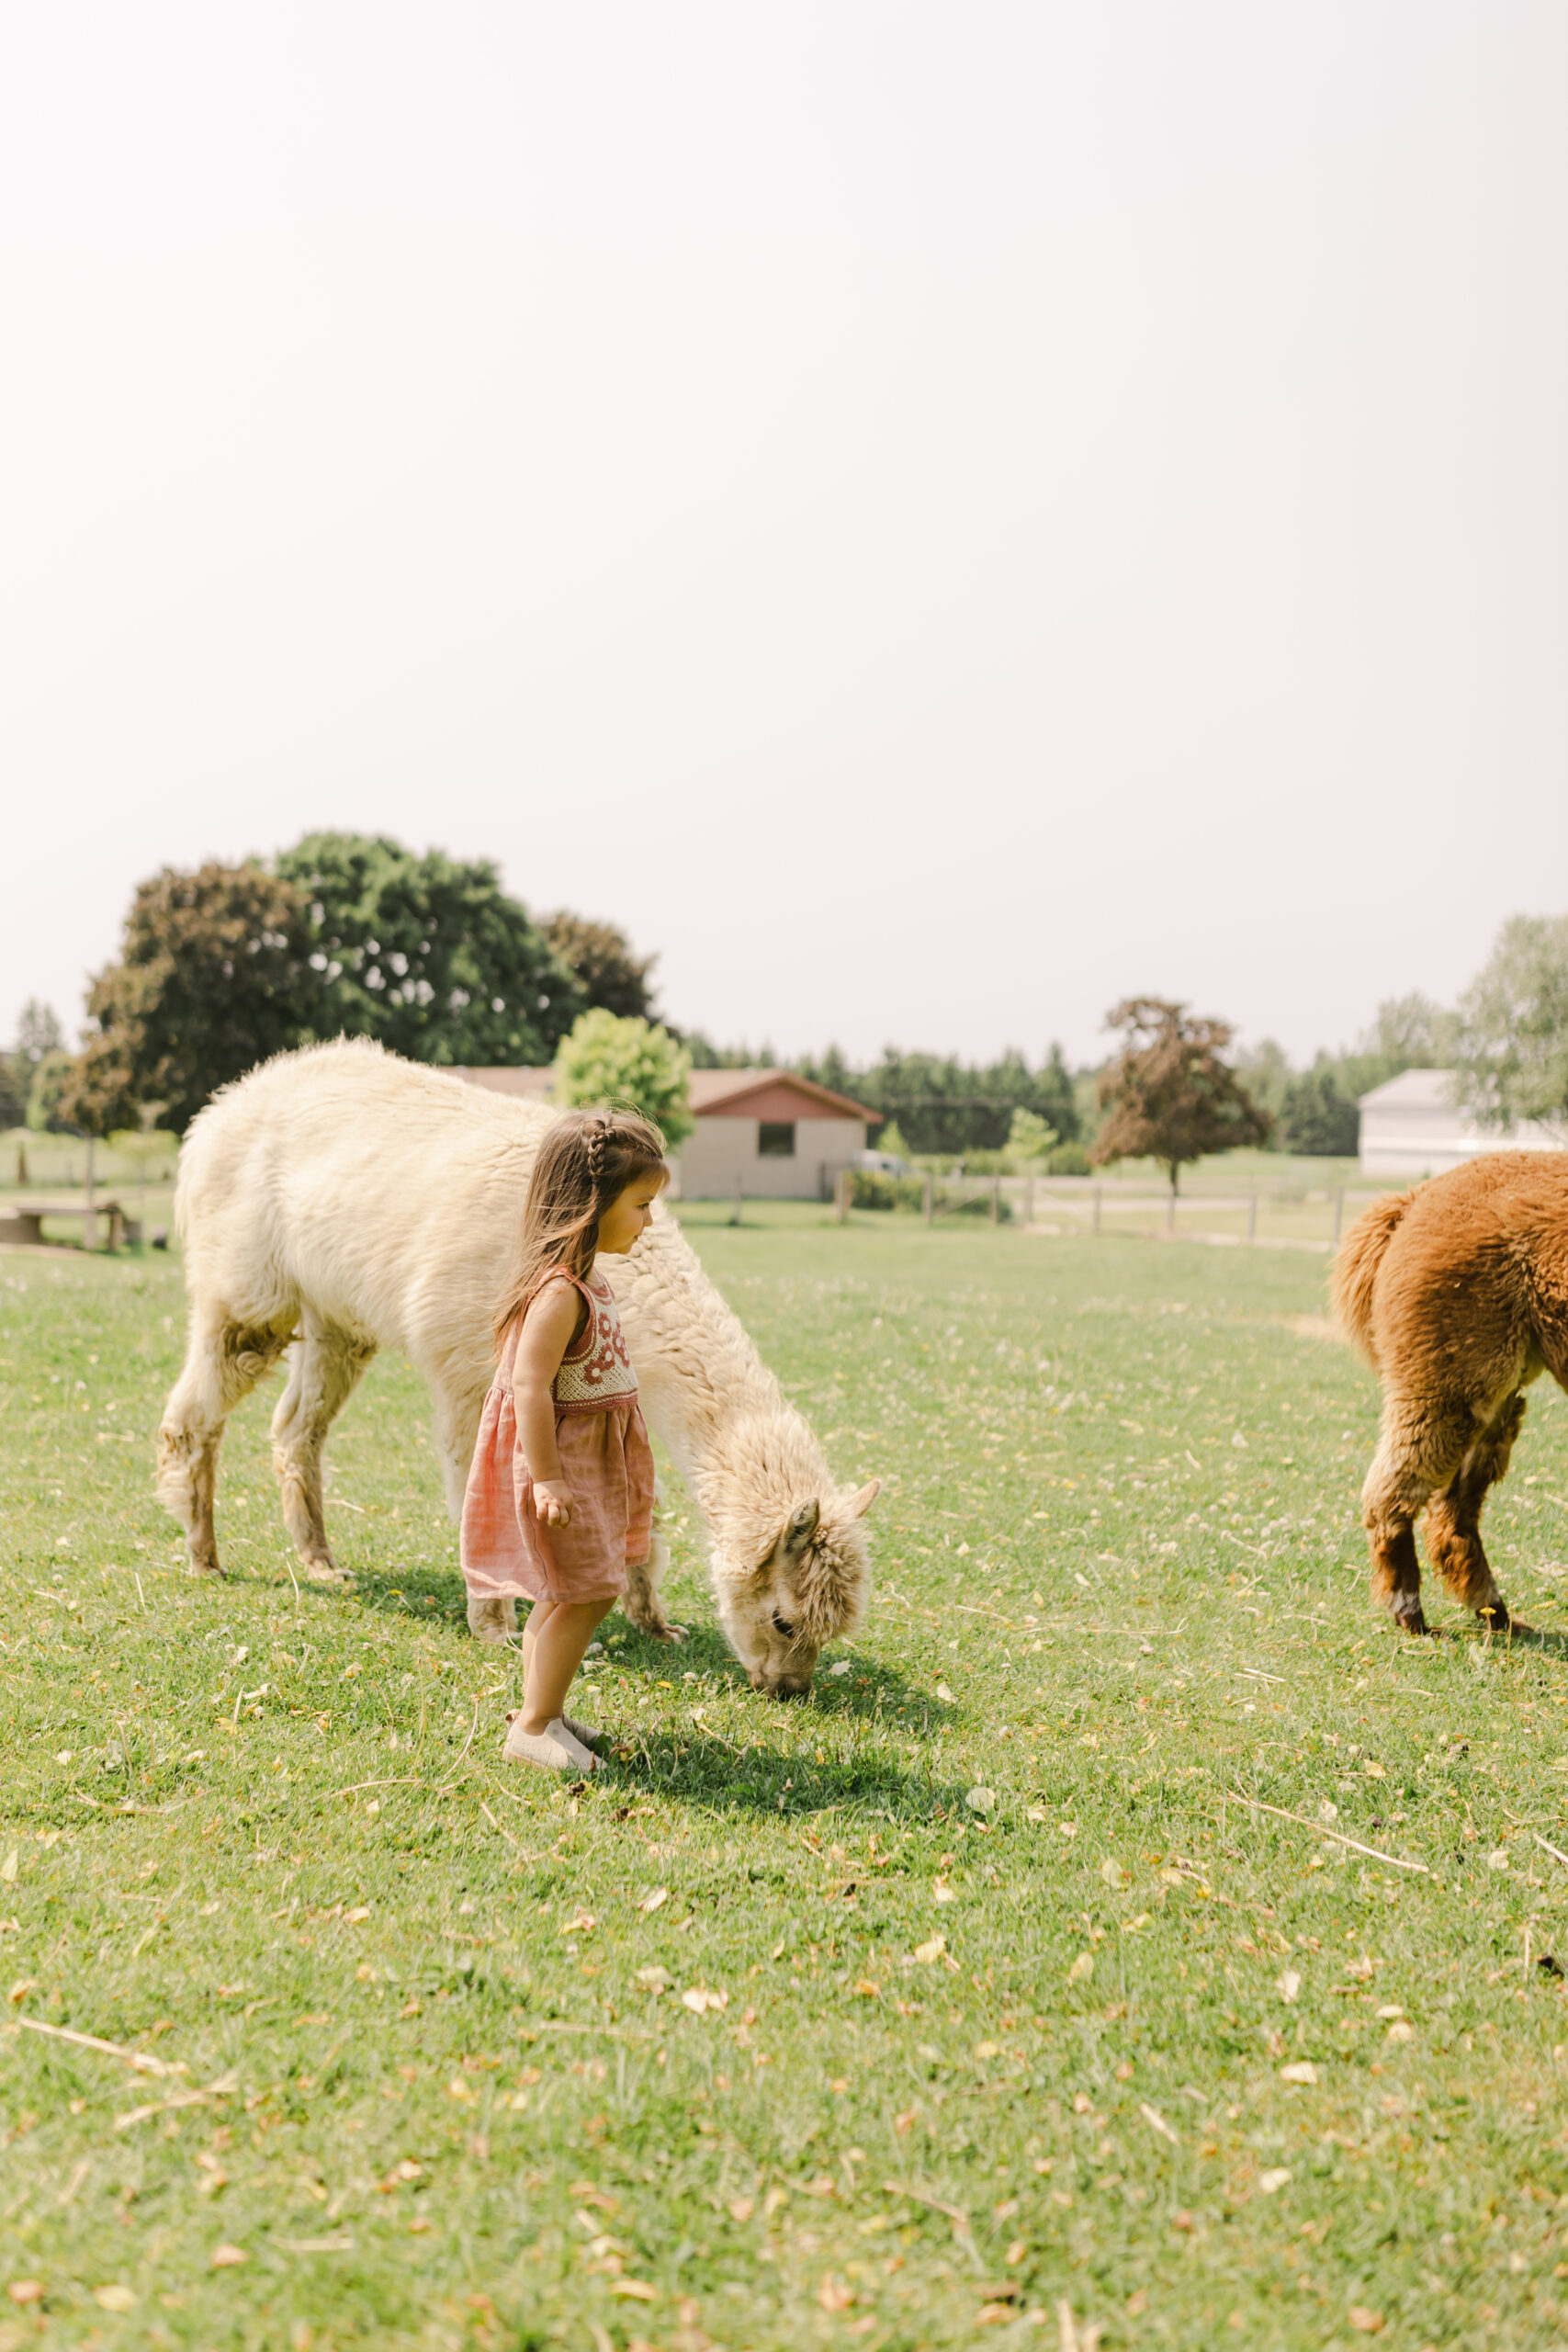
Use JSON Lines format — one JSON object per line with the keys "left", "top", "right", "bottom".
{"left": 4, "top": 3, "right": 1565, "bottom": 1070}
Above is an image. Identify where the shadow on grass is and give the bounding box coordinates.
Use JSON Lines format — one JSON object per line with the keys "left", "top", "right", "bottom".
{"left": 589, "top": 1730, "right": 972, "bottom": 1825}
{"left": 344, "top": 1569, "right": 960, "bottom": 1717}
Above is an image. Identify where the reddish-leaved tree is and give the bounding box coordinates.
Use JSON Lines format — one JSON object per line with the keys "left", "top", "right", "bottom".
{"left": 1090, "top": 998, "right": 1271, "bottom": 1194}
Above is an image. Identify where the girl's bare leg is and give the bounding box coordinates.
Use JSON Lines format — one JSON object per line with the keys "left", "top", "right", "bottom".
{"left": 520, "top": 1597, "right": 615, "bottom": 1735}
{"left": 521, "top": 1598, "right": 558, "bottom": 1688}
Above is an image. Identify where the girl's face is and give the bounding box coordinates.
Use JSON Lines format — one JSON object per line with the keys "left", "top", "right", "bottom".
{"left": 595, "top": 1171, "right": 665, "bottom": 1257}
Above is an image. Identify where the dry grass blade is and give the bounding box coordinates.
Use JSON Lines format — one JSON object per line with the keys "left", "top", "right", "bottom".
{"left": 16, "top": 2015, "right": 180, "bottom": 2075}
{"left": 1224, "top": 1789, "right": 1429, "bottom": 1873}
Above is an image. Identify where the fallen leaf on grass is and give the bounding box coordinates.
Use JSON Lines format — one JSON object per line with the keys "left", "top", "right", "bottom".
{"left": 1258, "top": 2168, "right": 1292, "bottom": 2195}
{"left": 1278, "top": 1970, "right": 1301, "bottom": 2003}
{"left": 1139, "top": 2102, "right": 1178, "bottom": 2144}
{"left": 728, "top": 2197, "right": 755, "bottom": 2222}
{"left": 1066, "top": 1953, "right": 1094, "bottom": 1985}
{"left": 636, "top": 1886, "right": 668, "bottom": 1915}
{"left": 6, "top": 2283, "right": 44, "bottom": 2308}
{"left": 966, "top": 1786, "right": 995, "bottom": 1813}
{"left": 682, "top": 1985, "right": 728, "bottom": 2014}
{"left": 560, "top": 1907, "right": 596, "bottom": 1936}
{"left": 209, "top": 2244, "right": 247, "bottom": 2268}
{"left": 0, "top": 1852, "right": 17, "bottom": 1884}
{"left": 93, "top": 2285, "right": 137, "bottom": 2313}
{"left": 610, "top": 2280, "right": 658, "bottom": 2301}
{"left": 818, "top": 2276, "right": 854, "bottom": 2312}
{"left": 934, "top": 1683, "right": 955, "bottom": 1703}
{"left": 1280, "top": 2062, "right": 1318, "bottom": 2086}
{"left": 1348, "top": 2310, "right": 1384, "bottom": 2335}
{"left": 912, "top": 1935, "right": 946, "bottom": 1965}
{"left": 635, "top": 1966, "right": 671, "bottom": 1994}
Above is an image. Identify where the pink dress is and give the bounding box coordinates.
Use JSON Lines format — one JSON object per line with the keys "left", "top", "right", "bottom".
{"left": 460, "top": 1270, "right": 656, "bottom": 1607}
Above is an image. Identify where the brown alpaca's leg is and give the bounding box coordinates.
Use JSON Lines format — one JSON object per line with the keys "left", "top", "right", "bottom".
{"left": 1359, "top": 1397, "right": 1474, "bottom": 1636}
{"left": 1421, "top": 1394, "right": 1522, "bottom": 1629}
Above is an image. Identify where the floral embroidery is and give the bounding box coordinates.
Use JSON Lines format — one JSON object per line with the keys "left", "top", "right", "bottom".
{"left": 553, "top": 1278, "right": 638, "bottom": 1414}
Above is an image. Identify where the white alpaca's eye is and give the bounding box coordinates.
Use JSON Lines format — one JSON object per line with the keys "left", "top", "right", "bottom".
{"left": 772, "top": 1611, "right": 796, "bottom": 1640}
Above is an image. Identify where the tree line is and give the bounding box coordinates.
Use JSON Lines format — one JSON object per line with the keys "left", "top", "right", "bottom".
{"left": 6, "top": 851, "right": 1565, "bottom": 1174}
{"left": 3, "top": 833, "right": 665, "bottom": 1139}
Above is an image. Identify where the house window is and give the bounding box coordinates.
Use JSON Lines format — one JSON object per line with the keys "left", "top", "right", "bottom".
{"left": 758, "top": 1122, "right": 796, "bottom": 1158}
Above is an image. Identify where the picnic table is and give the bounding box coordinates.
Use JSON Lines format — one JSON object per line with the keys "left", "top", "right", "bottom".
{"left": 0, "top": 1197, "right": 140, "bottom": 1250}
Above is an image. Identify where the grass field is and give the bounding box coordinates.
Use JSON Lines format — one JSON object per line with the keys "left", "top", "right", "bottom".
{"left": 5, "top": 1215, "right": 1568, "bottom": 2350}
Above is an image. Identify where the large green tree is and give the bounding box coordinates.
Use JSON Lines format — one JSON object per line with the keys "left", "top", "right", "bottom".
{"left": 1091, "top": 998, "right": 1271, "bottom": 1193}
{"left": 276, "top": 833, "right": 583, "bottom": 1068}
{"left": 62, "top": 864, "right": 325, "bottom": 1134}
{"left": 539, "top": 912, "right": 658, "bottom": 1022}
{"left": 1452, "top": 913, "right": 1568, "bottom": 1131}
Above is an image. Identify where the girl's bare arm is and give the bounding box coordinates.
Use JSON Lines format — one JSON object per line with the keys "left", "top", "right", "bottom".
{"left": 513, "top": 1283, "right": 584, "bottom": 1526}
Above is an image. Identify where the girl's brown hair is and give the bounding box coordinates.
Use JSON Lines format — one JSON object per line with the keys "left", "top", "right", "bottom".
{"left": 492, "top": 1106, "right": 670, "bottom": 1351}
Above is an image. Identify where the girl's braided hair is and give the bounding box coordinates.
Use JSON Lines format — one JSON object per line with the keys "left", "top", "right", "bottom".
{"left": 491, "top": 1104, "right": 669, "bottom": 1352}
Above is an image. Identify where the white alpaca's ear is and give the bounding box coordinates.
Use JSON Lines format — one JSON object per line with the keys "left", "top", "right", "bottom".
{"left": 846, "top": 1478, "right": 881, "bottom": 1518}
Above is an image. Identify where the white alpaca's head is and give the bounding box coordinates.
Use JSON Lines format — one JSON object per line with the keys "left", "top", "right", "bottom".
{"left": 715, "top": 1479, "right": 881, "bottom": 1696}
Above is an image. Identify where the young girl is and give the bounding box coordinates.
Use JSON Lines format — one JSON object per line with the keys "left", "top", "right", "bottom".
{"left": 461, "top": 1108, "right": 670, "bottom": 1772}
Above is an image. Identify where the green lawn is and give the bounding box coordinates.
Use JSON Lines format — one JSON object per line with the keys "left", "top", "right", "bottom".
{"left": 4, "top": 1217, "right": 1568, "bottom": 2350}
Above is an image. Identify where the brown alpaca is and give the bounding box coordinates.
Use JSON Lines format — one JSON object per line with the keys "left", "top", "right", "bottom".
{"left": 1331, "top": 1153, "right": 1568, "bottom": 1634}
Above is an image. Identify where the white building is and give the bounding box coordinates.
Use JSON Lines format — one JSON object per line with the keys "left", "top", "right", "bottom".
{"left": 453, "top": 1066, "right": 872, "bottom": 1201}
{"left": 1358, "top": 1069, "right": 1565, "bottom": 1179}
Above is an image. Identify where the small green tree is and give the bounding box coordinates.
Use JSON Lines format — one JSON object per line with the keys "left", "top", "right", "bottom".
{"left": 1277, "top": 1065, "right": 1359, "bottom": 1157}
{"left": 1091, "top": 998, "right": 1271, "bottom": 1193}
{"left": 553, "top": 1011, "right": 694, "bottom": 1147}
{"left": 874, "top": 1118, "right": 911, "bottom": 1161}
{"left": 1007, "top": 1106, "right": 1058, "bottom": 1159}
{"left": 27, "top": 1049, "right": 77, "bottom": 1134}
{"left": 1452, "top": 914, "right": 1568, "bottom": 1131}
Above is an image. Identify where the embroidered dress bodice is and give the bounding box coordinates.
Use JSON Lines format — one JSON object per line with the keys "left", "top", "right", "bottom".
{"left": 548, "top": 1272, "right": 638, "bottom": 1414}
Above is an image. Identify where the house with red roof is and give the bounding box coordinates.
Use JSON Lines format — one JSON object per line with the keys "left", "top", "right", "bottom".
{"left": 453, "top": 1066, "right": 873, "bottom": 1201}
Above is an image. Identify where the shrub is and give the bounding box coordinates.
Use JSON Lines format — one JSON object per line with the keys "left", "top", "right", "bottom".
{"left": 1046, "top": 1143, "right": 1092, "bottom": 1176}
{"left": 553, "top": 1010, "right": 694, "bottom": 1146}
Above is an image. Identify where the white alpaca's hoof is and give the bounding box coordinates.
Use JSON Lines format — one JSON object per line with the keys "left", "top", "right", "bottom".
{"left": 645, "top": 1619, "right": 688, "bottom": 1645}
{"left": 467, "top": 1594, "right": 519, "bottom": 1645}
{"left": 304, "top": 1561, "right": 354, "bottom": 1589}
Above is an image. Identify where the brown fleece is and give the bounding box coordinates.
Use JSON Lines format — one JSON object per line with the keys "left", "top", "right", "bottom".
{"left": 1330, "top": 1152, "right": 1568, "bottom": 1634}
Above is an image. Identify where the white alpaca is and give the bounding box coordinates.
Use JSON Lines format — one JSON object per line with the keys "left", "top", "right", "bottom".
{"left": 155, "top": 1039, "right": 878, "bottom": 1693}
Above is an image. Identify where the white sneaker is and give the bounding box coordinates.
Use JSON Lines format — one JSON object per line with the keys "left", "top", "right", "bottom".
{"left": 502, "top": 1712, "right": 595, "bottom": 1772}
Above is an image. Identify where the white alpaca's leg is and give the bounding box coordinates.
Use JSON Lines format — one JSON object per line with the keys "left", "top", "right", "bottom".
{"left": 623, "top": 1523, "right": 688, "bottom": 1643}
{"left": 157, "top": 1302, "right": 293, "bottom": 1575}
{"left": 468, "top": 1594, "right": 520, "bottom": 1644}
{"left": 269, "top": 1316, "right": 376, "bottom": 1585}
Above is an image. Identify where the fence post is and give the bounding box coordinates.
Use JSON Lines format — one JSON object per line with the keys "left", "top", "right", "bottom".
{"left": 730, "top": 1175, "right": 744, "bottom": 1228}
{"left": 923, "top": 1173, "right": 934, "bottom": 1227}
{"left": 835, "top": 1168, "right": 850, "bottom": 1225}
{"left": 1091, "top": 1183, "right": 1101, "bottom": 1237}
{"left": 1247, "top": 1190, "right": 1258, "bottom": 1244}
{"left": 990, "top": 1175, "right": 1000, "bottom": 1225}
{"left": 1332, "top": 1187, "right": 1345, "bottom": 1246}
